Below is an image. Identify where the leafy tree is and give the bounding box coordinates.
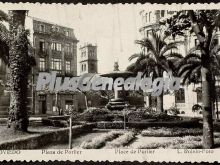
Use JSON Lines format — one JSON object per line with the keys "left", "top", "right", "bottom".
{"left": 127, "top": 30, "right": 183, "bottom": 112}
{"left": 0, "top": 10, "right": 35, "bottom": 131}
{"left": 163, "top": 10, "right": 220, "bottom": 148}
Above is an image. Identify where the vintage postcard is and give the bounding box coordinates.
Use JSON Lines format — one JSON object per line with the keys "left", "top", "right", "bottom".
{"left": 0, "top": 2, "right": 219, "bottom": 162}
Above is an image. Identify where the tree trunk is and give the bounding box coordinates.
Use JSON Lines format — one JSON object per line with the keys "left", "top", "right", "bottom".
{"left": 156, "top": 92, "right": 163, "bottom": 113}
{"left": 201, "top": 66, "right": 214, "bottom": 148}
{"left": 7, "top": 10, "right": 29, "bottom": 132}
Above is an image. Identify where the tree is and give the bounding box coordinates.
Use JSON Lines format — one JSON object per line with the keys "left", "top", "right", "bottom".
{"left": 178, "top": 37, "right": 220, "bottom": 118}
{"left": 127, "top": 30, "right": 183, "bottom": 112}
{"left": 0, "top": 10, "right": 35, "bottom": 131}
{"left": 163, "top": 10, "right": 220, "bottom": 148}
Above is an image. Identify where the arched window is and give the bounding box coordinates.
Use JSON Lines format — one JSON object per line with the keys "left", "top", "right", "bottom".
{"left": 149, "top": 12, "right": 152, "bottom": 22}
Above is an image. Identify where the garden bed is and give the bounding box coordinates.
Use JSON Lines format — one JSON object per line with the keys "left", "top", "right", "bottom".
{"left": 134, "top": 135, "right": 203, "bottom": 149}
{"left": 96, "top": 119, "right": 201, "bottom": 129}
{"left": 0, "top": 123, "right": 95, "bottom": 149}
{"left": 80, "top": 130, "right": 124, "bottom": 149}
{"left": 104, "top": 131, "right": 137, "bottom": 148}
{"left": 141, "top": 127, "right": 202, "bottom": 137}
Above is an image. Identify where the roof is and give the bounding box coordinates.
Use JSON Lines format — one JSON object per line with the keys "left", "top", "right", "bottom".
{"left": 28, "top": 16, "right": 74, "bottom": 30}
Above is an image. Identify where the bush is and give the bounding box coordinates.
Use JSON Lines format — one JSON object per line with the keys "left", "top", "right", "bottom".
{"left": 97, "top": 121, "right": 124, "bottom": 129}
{"left": 79, "top": 107, "right": 113, "bottom": 122}
{"left": 42, "top": 119, "right": 68, "bottom": 127}
{"left": 181, "top": 111, "right": 185, "bottom": 114}
{"left": 192, "top": 104, "right": 202, "bottom": 113}
{"left": 80, "top": 130, "right": 124, "bottom": 149}
{"left": 105, "top": 131, "right": 136, "bottom": 148}
{"left": 96, "top": 119, "right": 201, "bottom": 129}
{"left": 141, "top": 127, "right": 202, "bottom": 137}
{"left": 127, "top": 111, "right": 143, "bottom": 122}
{"left": 167, "top": 106, "right": 180, "bottom": 116}
{"left": 137, "top": 136, "right": 202, "bottom": 149}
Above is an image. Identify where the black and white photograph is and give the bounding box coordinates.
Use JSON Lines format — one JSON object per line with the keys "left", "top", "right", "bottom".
{"left": 0, "top": 3, "right": 219, "bottom": 162}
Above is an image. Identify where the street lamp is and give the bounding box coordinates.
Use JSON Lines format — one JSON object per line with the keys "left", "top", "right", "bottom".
{"left": 124, "top": 103, "right": 129, "bottom": 130}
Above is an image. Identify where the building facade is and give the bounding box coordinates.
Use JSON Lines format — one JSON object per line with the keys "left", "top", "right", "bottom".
{"left": 139, "top": 10, "right": 220, "bottom": 116}
{"left": 26, "top": 16, "right": 79, "bottom": 115}
{"left": 79, "top": 43, "right": 98, "bottom": 75}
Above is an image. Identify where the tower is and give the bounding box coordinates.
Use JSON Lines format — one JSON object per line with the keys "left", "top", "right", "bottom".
{"left": 79, "top": 43, "right": 98, "bottom": 75}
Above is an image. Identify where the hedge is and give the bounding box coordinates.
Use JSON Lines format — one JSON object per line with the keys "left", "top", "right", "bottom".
{"left": 0, "top": 123, "right": 95, "bottom": 150}
{"left": 96, "top": 119, "right": 201, "bottom": 129}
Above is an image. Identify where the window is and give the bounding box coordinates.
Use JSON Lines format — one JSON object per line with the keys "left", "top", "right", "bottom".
{"left": 175, "top": 88, "right": 185, "bottom": 103}
{"left": 89, "top": 50, "right": 92, "bottom": 56}
{"left": 57, "top": 43, "right": 62, "bottom": 51}
{"left": 39, "top": 40, "right": 45, "bottom": 52}
{"left": 197, "top": 89, "right": 202, "bottom": 103}
{"left": 51, "top": 43, "right": 62, "bottom": 51}
{"left": 81, "top": 51, "right": 86, "bottom": 58}
{"left": 65, "top": 30, "right": 70, "bottom": 36}
{"left": 161, "top": 10, "right": 165, "bottom": 17}
{"left": 65, "top": 60, "right": 71, "bottom": 73}
{"left": 39, "top": 25, "right": 45, "bottom": 32}
{"left": 81, "top": 64, "right": 86, "bottom": 72}
{"left": 149, "top": 12, "right": 152, "bottom": 22}
{"left": 66, "top": 44, "right": 71, "bottom": 53}
{"left": 91, "top": 63, "right": 95, "bottom": 72}
{"left": 145, "top": 13, "right": 148, "bottom": 23}
{"left": 51, "top": 58, "right": 62, "bottom": 71}
{"left": 39, "top": 58, "right": 46, "bottom": 71}
{"left": 51, "top": 43, "right": 56, "bottom": 50}
{"left": 81, "top": 64, "right": 84, "bottom": 71}
{"left": 65, "top": 100, "right": 74, "bottom": 110}
{"left": 55, "top": 27, "right": 59, "bottom": 32}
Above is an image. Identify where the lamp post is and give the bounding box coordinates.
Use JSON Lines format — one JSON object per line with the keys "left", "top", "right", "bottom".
{"left": 124, "top": 103, "right": 128, "bottom": 130}
{"left": 67, "top": 102, "right": 78, "bottom": 149}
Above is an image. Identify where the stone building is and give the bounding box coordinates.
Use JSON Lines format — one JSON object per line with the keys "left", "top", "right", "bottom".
{"left": 25, "top": 16, "right": 79, "bottom": 115}
{"left": 139, "top": 10, "right": 220, "bottom": 116}
{"left": 79, "top": 43, "right": 98, "bottom": 75}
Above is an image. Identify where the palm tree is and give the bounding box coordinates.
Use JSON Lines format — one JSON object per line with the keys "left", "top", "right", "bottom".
{"left": 127, "top": 30, "right": 183, "bottom": 112}
{"left": 178, "top": 33, "right": 220, "bottom": 118}
{"left": 0, "top": 10, "right": 35, "bottom": 131}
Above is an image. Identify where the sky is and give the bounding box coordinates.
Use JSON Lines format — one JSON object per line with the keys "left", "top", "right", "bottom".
{"left": 0, "top": 3, "right": 215, "bottom": 74}
{"left": 0, "top": 3, "right": 145, "bottom": 75}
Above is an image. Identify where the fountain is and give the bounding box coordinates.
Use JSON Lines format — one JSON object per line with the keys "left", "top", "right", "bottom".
{"left": 100, "top": 62, "right": 134, "bottom": 110}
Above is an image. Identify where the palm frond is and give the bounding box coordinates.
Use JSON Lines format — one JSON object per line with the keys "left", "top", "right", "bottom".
{"left": 135, "top": 38, "right": 157, "bottom": 56}
{"left": 188, "top": 45, "right": 201, "bottom": 54}
{"left": 128, "top": 53, "right": 143, "bottom": 61}
{"left": 178, "top": 62, "right": 200, "bottom": 77}
{"left": 165, "top": 52, "right": 183, "bottom": 59}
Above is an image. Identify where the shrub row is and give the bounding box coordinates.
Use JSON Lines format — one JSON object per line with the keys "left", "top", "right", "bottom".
{"left": 97, "top": 121, "right": 125, "bottom": 129}
{"left": 96, "top": 119, "right": 201, "bottom": 129}
{"left": 141, "top": 127, "right": 202, "bottom": 137}
{"left": 0, "top": 123, "right": 95, "bottom": 150}
{"left": 105, "top": 131, "right": 136, "bottom": 148}
{"left": 80, "top": 130, "right": 124, "bottom": 149}
{"left": 137, "top": 136, "right": 202, "bottom": 149}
